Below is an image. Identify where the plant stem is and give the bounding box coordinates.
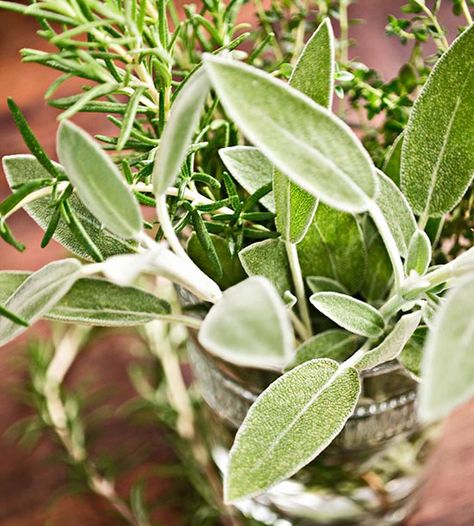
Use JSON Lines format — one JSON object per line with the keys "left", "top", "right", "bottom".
{"left": 155, "top": 194, "right": 193, "bottom": 260}
{"left": 285, "top": 241, "right": 312, "bottom": 339}
{"left": 461, "top": 0, "right": 473, "bottom": 25}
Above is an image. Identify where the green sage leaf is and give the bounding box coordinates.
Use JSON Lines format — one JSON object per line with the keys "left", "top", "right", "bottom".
{"left": 57, "top": 121, "right": 142, "bottom": 239}
{"left": 274, "top": 18, "right": 335, "bottom": 243}
{"left": 419, "top": 276, "right": 474, "bottom": 422}
{"left": 355, "top": 311, "right": 422, "bottom": 371}
{"left": 399, "top": 326, "right": 427, "bottom": 380}
{"left": 401, "top": 25, "right": 474, "bottom": 218}
{"left": 310, "top": 292, "right": 385, "bottom": 338}
{"left": 153, "top": 68, "right": 210, "bottom": 195}
{"left": 2, "top": 155, "right": 136, "bottom": 261}
{"left": 239, "top": 239, "right": 292, "bottom": 295}
{"left": 306, "top": 276, "right": 348, "bottom": 295}
{"left": 383, "top": 132, "right": 403, "bottom": 186}
{"left": 219, "top": 146, "right": 274, "bottom": 212}
{"left": 0, "top": 259, "right": 81, "bottom": 346}
{"left": 204, "top": 55, "right": 377, "bottom": 213}
{"left": 405, "top": 229, "right": 432, "bottom": 276}
{"left": 198, "top": 277, "right": 294, "bottom": 370}
{"left": 225, "top": 358, "right": 361, "bottom": 502}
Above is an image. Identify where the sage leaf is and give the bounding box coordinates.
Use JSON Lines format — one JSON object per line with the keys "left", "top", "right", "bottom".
{"left": 204, "top": 55, "right": 377, "bottom": 213}
{"left": 383, "top": 132, "right": 403, "bottom": 186}
{"left": 306, "top": 276, "right": 348, "bottom": 295}
{"left": 355, "top": 311, "right": 422, "bottom": 371}
{"left": 297, "top": 204, "right": 366, "bottom": 294}
{"left": 198, "top": 277, "right": 294, "bottom": 370}
{"left": 0, "top": 272, "right": 170, "bottom": 326}
{"left": 310, "top": 292, "right": 385, "bottom": 338}
{"left": 0, "top": 304, "right": 28, "bottom": 327}
{"left": 57, "top": 121, "right": 142, "bottom": 239}
{"left": 405, "top": 229, "right": 432, "bottom": 276}
{"left": 401, "top": 25, "right": 474, "bottom": 218}
{"left": 419, "top": 276, "right": 474, "bottom": 422}
{"left": 289, "top": 329, "right": 359, "bottom": 368}
{"left": 2, "top": 155, "right": 137, "bottom": 260}
{"left": 375, "top": 170, "right": 416, "bottom": 258}
{"left": 187, "top": 232, "right": 246, "bottom": 289}
{"left": 153, "top": 68, "right": 210, "bottom": 195}
{"left": 399, "top": 326, "right": 427, "bottom": 380}
{"left": 239, "top": 239, "right": 292, "bottom": 295}
{"left": 274, "top": 18, "right": 334, "bottom": 243}
{"left": 225, "top": 358, "right": 361, "bottom": 502}
{"left": 0, "top": 259, "right": 81, "bottom": 346}
{"left": 219, "top": 146, "right": 274, "bottom": 212}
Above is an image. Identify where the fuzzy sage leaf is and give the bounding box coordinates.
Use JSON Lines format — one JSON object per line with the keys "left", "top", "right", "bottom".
{"left": 405, "top": 229, "right": 432, "bottom": 276}
{"left": 225, "top": 358, "right": 361, "bottom": 502}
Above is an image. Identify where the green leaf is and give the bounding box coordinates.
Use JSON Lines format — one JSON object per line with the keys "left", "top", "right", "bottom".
{"left": 204, "top": 55, "right": 377, "bottom": 213}
{"left": 405, "top": 229, "right": 432, "bottom": 276}
{"left": 310, "top": 292, "right": 385, "bottom": 337}
{"left": 419, "top": 276, "right": 474, "bottom": 422}
{"left": 219, "top": 146, "right": 274, "bottom": 212}
{"left": 355, "top": 311, "right": 422, "bottom": 371}
{"left": 198, "top": 277, "right": 294, "bottom": 370}
{"left": 289, "top": 329, "right": 359, "bottom": 368}
{"left": 274, "top": 18, "right": 335, "bottom": 243}
{"left": 383, "top": 132, "right": 403, "bottom": 186}
{"left": 57, "top": 121, "right": 142, "bottom": 239}
{"left": 225, "top": 358, "right": 361, "bottom": 502}
{"left": 2, "top": 155, "right": 137, "bottom": 260}
{"left": 117, "top": 86, "right": 146, "bottom": 151}
{"left": 187, "top": 232, "right": 246, "bottom": 290}
{"left": 401, "top": 25, "right": 474, "bottom": 218}
{"left": 297, "top": 204, "right": 366, "bottom": 294}
{"left": 306, "top": 276, "right": 348, "bottom": 294}
{"left": 153, "top": 68, "right": 210, "bottom": 195}
{"left": 239, "top": 239, "right": 292, "bottom": 296}
{"left": 375, "top": 170, "right": 416, "bottom": 258}
{"left": 0, "top": 259, "right": 81, "bottom": 347}
{"left": 399, "top": 326, "right": 427, "bottom": 379}
{"left": 0, "top": 272, "right": 170, "bottom": 326}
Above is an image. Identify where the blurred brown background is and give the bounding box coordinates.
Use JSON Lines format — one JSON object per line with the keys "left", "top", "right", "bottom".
{"left": 1, "top": 1, "right": 473, "bottom": 525}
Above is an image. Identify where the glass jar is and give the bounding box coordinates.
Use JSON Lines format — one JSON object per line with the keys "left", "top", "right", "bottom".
{"left": 188, "top": 337, "right": 439, "bottom": 526}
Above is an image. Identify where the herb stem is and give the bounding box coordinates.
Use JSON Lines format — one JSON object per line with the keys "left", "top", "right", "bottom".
{"left": 285, "top": 241, "right": 312, "bottom": 339}
{"left": 460, "top": 0, "right": 473, "bottom": 25}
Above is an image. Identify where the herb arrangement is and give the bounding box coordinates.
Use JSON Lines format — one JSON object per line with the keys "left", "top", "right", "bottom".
{"left": 0, "top": 1, "right": 473, "bottom": 524}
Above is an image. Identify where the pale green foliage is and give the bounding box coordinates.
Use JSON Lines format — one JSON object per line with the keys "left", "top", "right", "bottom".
{"left": 306, "top": 276, "right": 348, "bottom": 294}
{"left": 225, "top": 358, "right": 360, "bottom": 502}
{"left": 57, "top": 121, "right": 142, "bottom": 238}
{"left": 297, "top": 204, "right": 365, "bottom": 294}
{"left": 153, "top": 68, "right": 210, "bottom": 196}
{"left": 0, "top": 260, "right": 81, "bottom": 346}
{"left": 274, "top": 18, "right": 334, "bottom": 243}
{"left": 405, "top": 229, "right": 432, "bottom": 275}
{"left": 203, "top": 55, "right": 377, "bottom": 213}
{"left": 375, "top": 170, "right": 416, "bottom": 258}
{"left": 2, "top": 155, "right": 136, "bottom": 260}
{"left": 290, "top": 330, "right": 359, "bottom": 368}
{"left": 219, "top": 146, "right": 274, "bottom": 211}
{"left": 0, "top": 272, "right": 170, "bottom": 326}
{"left": 401, "top": 25, "right": 474, "bottom": 218}
{"left": 419, "top": 276, "right": 474, "bottom": 422}
{"left": 310, "top": 292, "right": 385, "bottom": 337}
{"left": 198, "top": 277, "right": 294, "bottom": 370}
{"left": 383, "top": 132, "right": 403, "bottom": 186}
{"left": 239, "top": 239, "right": 292, "bottom": 295}
{"left": 355, "top": 311, "right": 422, "bottom": 371}
{"left": 399, "top": 326, "right": 427, "bottom": 380}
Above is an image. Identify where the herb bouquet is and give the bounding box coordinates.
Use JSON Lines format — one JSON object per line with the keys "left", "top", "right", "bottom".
{"left": 0, "top": 1, "right": 473, "bottom": 525}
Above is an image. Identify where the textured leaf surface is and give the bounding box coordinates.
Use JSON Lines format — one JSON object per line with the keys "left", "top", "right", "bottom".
{"left": 290, "top": 330, "right": 359, "bottom": 368}
{"left": 419, "top": 277, "right": 474, "bottom": 422}
{"left": 153, "top": 68, "right": 210, "bottom": 195}
{"left": 204, "top": 55, "right": 377, "bottom": 213}
{"left": 405, "top": 229, "right": 432, "bottom": 276}
{"left": 306, "top": 276, "right": 348, "bottom": 294}
{"left": 310, "top": 292, "right": 385, "bottom": 337}
{"left": 187, "top": 232, "right": 246, "bottom": 290}
{"left": 57, "top": 121, "right": 142, "bottom": 239}
{"left": 399, "top": 326, "right": 427, "bottom": 379}
{"left": 274, "top": 18, "right": 334, "bottom": 242}
{"left": 355, "top": 311, "right": 422, "bottom": 371}
{"left": 375, "top": 170, "right": 416, "bottom": 258}
{"left": 401, "top": 25, "right": 474, "bottom": 217}
{"left": 297, "top": 204, "right": 365, "bottom": 294}
{"left": 383, "top": 132, "right": 403, "bottom": 186}
{"left": 2, "top": 155, "right": 136, "bottom": 260}
{"left": 239, "top": 239, "right": 292, "bottom": 295}
{"left": 0, "top": 272, "right": 170, "bottom": 326}
{"left": 0, "top": 260, "right": 81, "bottom": 346}
{"left": 219, "top": 147, "right": 274, "bottom": 212}
{"left": 225, "top": 358, "right": 361, "bottom": 502}
{"left": 198, "top": 277, "right": 293, "bottom": 370}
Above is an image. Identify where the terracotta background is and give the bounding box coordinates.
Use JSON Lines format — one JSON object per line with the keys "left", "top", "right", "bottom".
{"left": 0, "top": 1, "right": 473, "bottom": 525}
